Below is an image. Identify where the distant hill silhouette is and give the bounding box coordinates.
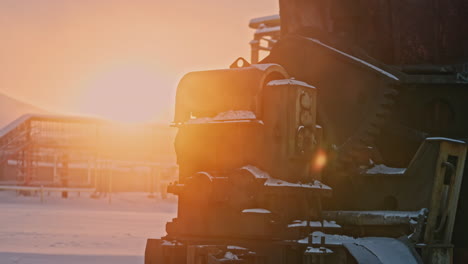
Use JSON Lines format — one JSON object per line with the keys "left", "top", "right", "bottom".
{"left": 0, "top": 93, "right": 46, "bottom": 128}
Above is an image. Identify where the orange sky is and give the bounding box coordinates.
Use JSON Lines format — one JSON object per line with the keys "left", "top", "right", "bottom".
{"left": 0, "top": 0, "right": 278, "bottom": 123}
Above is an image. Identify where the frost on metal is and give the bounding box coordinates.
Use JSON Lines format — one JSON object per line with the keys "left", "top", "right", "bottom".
{"left": 265, "top": 177, "right": 332, "bottom": 190}
{"left": 322, "top": 210, "right": 423, "bottom": 226}
{"left": 242, "top": 208, "right": 272, "bottom": 214}
{"left": 240, "top": 165, "right": 332, "bottom": 190}
{"left": 161, "top": 240, "right": 183, "bottom": 246}
{"left": 240, "top": 165, "right": 270, "bottom": 179}
{"left": 296, "top": 231, "right": 420, "bottom": 263}
{"left": 249, "top": 14, "right": 280, "bottom": 28}
{"left": 255, "top": 26, "right": 281, "bottom": 35}
{"left": 227, "top": 245, "right": 248, "bottom": 250}
{"left": 267, "top": 79, "right": 316, "bottom": 89}
{"left": 288, "top": 220, "right": 341, "bottom": 229}
{"left": 215, "top": 110, "right": 256, "bottom": 120}
{"left": 304, "top": 246, "right": 333, "bottom": 255}
{"left": 222, "top": 252, "right": 239, "bottom": 260}
{"left": 297, "top": 231, "right": 354, "bottom": 245}
{"left": 365, "top": 164, "right": 406, "bottom": 175}
{"left": 186, "top": 110, "right": 258, "bottom": 124}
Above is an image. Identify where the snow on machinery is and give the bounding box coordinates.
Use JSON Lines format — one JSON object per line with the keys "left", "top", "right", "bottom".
{"left": 145, "top": 0, "right": 468, "bottom": 263}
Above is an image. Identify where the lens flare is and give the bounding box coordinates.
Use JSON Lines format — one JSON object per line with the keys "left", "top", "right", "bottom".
{"left": 312, "top": 149, "right": 327, "bottom": 171}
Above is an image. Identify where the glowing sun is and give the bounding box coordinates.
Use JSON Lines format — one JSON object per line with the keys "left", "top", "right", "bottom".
{"left": 79, "top": 65, "right": 171, "bottom": 123}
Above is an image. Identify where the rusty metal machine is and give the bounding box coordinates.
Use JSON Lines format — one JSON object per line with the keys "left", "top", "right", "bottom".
{"left": 146, "top": 0, "right": 468, "bottom": 263}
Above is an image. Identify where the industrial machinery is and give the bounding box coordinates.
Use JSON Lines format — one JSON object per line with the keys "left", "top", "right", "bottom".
{"left": 146, "top": 0, "right": 468, "bottom": 263}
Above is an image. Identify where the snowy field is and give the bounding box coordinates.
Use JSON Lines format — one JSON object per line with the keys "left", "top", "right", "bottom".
{"left": 0, "top": 191, "right": 178, "bottom": 264}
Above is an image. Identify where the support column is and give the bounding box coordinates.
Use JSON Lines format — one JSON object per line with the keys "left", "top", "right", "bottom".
{"left": 60, "top": 153, "right": 69, "bottom": 198}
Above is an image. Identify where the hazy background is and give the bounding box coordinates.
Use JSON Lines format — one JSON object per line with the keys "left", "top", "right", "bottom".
{"left": 0, "top": 0, "right": 278, "bottom": 123}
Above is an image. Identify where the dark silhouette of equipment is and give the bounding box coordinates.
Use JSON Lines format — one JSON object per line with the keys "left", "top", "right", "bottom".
{"left": 145, "top": 1, "right": 468, "bottom": 263}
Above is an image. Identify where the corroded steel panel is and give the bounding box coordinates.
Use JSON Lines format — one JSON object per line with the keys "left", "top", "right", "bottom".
{"left": 279, "top": 0, "right": 468, "bottom": 65}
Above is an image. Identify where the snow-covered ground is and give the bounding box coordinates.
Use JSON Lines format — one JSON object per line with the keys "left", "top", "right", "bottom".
{"left": 0, "top": 191, "right": 177, "bottom": 264}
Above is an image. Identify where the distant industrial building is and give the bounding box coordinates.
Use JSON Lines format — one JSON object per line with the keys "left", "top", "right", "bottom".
{"left": 0, "top": 114, "right": 177, "bottom": 193}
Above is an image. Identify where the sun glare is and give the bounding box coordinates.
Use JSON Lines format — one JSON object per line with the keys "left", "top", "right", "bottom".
{"left": 78, "top": 65, "right": 170, "bottom": 123}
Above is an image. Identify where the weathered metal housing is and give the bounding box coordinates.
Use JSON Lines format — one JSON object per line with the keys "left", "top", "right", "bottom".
{"left": 146, "top": 0, "right": 468, "bottom": 263}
